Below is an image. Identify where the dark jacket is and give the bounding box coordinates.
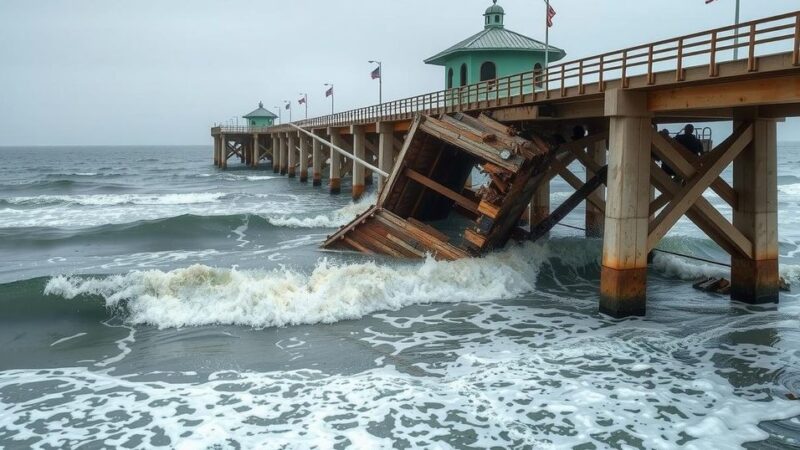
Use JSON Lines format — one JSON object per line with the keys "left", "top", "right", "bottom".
{"left": 675, "top": 132, "right": 704, "bottom": 156}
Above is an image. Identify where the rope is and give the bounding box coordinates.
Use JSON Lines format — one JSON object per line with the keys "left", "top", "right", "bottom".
{"left": 551, "top": 223, "right": 732, "bottom": 268}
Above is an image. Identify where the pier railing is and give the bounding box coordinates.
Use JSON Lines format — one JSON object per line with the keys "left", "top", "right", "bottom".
{"left": 266, "top": 11, "right": 798, "bottom": 131}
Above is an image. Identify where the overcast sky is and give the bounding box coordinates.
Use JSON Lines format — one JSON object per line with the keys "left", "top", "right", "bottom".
{"left": 0, "top": 0, "right": 797, "bottom": 146}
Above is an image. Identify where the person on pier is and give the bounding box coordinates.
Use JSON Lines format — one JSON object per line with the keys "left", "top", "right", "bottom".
{"left": 675, "top": 124, "right": 704, "bottom": 156}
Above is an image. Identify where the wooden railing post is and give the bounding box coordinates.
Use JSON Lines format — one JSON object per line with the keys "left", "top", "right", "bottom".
{"left": 560, "top": 65, "right": 566, "bottom": 97}
{"left": 676, "top": 38, "right": 685, "bottom": 81}
{"left": 578, "top": 59, "right": 585, "bottom": 94}
{"left": 709, "top": 31, "right": 719, "bottom": 76}
{"left": 794, "top": 13, "right": 800, "bottom": 66}
{"left": 647, "top": 45, "right": 655, "bottom": 85}
{"left": 748, "top": 23, "right": 758, "bottom": 71}
{"left": 621, "top": 50, "right": 628, "bottom": 88}
{"left": 598, "top": 55, "right": 605, "bottom": 92}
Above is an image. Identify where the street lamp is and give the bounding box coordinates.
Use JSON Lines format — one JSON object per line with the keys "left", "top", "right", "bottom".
{"left": 368, "top": 60, "right": 382, "bottom": 105}
{"left": 324, "top": 83, "right": 334, "bottom": 115}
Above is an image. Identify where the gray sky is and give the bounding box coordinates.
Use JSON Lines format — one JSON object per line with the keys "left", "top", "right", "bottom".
{"left": 0, "top": 0, "right": 797, "bottom": 146}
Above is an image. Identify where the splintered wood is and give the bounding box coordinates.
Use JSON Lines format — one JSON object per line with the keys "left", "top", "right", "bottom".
{"left": 322, "top": 113, "right": 551, "bottom": 260}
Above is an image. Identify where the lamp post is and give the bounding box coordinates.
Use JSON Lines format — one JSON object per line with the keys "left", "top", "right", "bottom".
{"left": 733, "top": 0, "right": 741, "bottom": 60}
{"left": 284, "top": 100, "right": 292, "bottom": 123}
{"left": 324, "top": 83, "right": 335, "bottom": 115}
{"left": 369, "top": 60, "right": 382, "bottom": 105}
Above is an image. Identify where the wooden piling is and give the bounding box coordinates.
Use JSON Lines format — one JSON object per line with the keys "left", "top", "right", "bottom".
{"left": 287, "top": 132, "right": 297, "bottom": 178}
{"left": 328, "top": 128, "right": 342, "bottom": 194}
{"left": 586, "top": 139, "right": 606, "bottom": 237}
{"left": 271, "top": 135, "right": 280, "bottom": 173}
{"left": 312, "top": 130, "right": 323, "bottom": 186}
{"left": 377, "top": 122, "right": 395, "bottom": 189}
{"left": 732, "top": 117, "right": 779, "bottom": 304}
{"left": 299, "top": 133, "right": 309, "bottom": 183}
{"left": 279, "top": 134, "right": 288, "bottom": 175}
{"left": 351, "top": 125, "right": 366, "bottom": 200}
{"left": 600, "top": 90, "right": 652, "bottom": 318}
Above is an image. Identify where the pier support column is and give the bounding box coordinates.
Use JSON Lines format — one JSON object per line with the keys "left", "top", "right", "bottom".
{"left": 252, "top": 134, "right": 260, "bottom": 168}
{"left": 377, "top": 122, "right": 394, "bottom": 189}
{"left": 213, "top": 135, "right": 220, "bottom": 166}
{"left": 351, "top": 125, "right": 366, "bottom": 200}
{"left": 600, "top": 90, "right": 652, "bottom": 318}
{"left": 731, "top": 117, "right": 779, "bottom": 304}
{"left": 287, "top": 132, "right": 297, "bottom": 178}
{"left": 530, "top": 182, "right": 550, "bottom": 225}
{"left": 279, "top": 134, "right": 288, "bottom": 175}
{"left": 299, "top": 132, "right": 309, "bottom": 183}
{"left": 586, "top": 139, "right": 607, "bottom": 237}
{"left": 220, "top": 134, "right": 227, "bottom": 169}
{"left": 312, "top": 131, "right": 323, "bottom": 186}
{"left": 271, "top": 135, "right": 280, "bottom": 173}
{"left": 328, "top": 127, "right": 342, "bottom": 194}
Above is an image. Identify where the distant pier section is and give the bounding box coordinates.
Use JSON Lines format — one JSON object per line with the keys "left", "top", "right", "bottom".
{"left": 211, "top": 7, "right": 800, "bottom": 318}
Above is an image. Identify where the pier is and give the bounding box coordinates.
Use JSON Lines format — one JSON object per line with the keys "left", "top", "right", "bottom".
{"left": 211, "top": 11, "right": 800, "bottom": 318}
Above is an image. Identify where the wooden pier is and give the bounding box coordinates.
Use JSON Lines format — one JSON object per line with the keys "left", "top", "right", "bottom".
{"left": 211, "top": 12, "right": 800, "bottom": 317}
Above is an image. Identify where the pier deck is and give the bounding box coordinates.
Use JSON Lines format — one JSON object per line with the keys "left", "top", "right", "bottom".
{"left": 211, "top": 11, "right": 800, "bottom": 317}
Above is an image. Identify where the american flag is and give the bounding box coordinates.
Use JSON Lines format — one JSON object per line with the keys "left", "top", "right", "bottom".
{"left": 285, "top": 103, "right": 290, "bottom": 110}
{"left": 325, "top": 86, "right": 333, "bottom": 97}
{"left": 298, "top": 96, "right": 306, "bottom": 105}
{"left": 371, "top": 66, "right": 381, "bottom": 80}
{"left": 547, "top": 4, "right": 556, "bottom": 28}
{"left": 705, "top": 0, "right": 715, "bottom": 3}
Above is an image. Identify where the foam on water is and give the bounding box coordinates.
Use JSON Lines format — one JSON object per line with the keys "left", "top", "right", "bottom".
{"left": 3, "top": 192, "right": 227, "bottom": 207}
{"left": 2, "top": 298, "right": 800, "bottom": 448}
{"left": 266, "top": 192, "right": 376, "bottom": 228}
{"left": 44, "top": 241, "right": 544, "bottom": 329}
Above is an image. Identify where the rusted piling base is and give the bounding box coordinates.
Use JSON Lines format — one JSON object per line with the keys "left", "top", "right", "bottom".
{"left": 352, "top": 184, "right": 365, "bottom": 200}
{"left": 600, "top": 267, "right": 647, "bottom": 317}
{"left": 330, "top": 178, "right": 341, "bottom": 195}
{"left": 313, "top": 173, "right": 322, "bottom": 187}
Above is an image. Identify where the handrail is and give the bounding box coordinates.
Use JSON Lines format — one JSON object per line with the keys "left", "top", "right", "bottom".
{"left": 238, "top": 11, "right": 799, "bottom": 132}
{"left": 288, "top": 123, "right": 388, "bottom": 177}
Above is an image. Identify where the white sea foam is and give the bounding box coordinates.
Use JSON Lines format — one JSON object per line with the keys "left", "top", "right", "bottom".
{"left": 44, "top": 242, "right": 545, "bottom": 329}
{"left": 3, "top": 298, "right": 800, "bottom": 448}
{"left": 266, "top": 192, "right": 377, "bottom": 228}
{"left": 653, "top": 252, "right": 800, "bottom": 284}
{"left": 4, "top": 192, "right": 227, "bottom": 207}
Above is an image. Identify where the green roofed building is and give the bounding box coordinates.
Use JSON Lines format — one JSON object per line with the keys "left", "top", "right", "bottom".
{"left": 425, "top": 0, "right": 565, "bottom": 90}
{"left": 243, "top": 102, "right": 278, "bottom": 127}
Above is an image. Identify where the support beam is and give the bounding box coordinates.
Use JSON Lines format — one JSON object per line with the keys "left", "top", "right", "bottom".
{"left": 377, "top": 122, "right": 395, "bottom": 189}
{"left": 220, "top": 134, "right": 227, "bottom": 169}
{"left": 252, "top": 134, "right": 260, "bottom": 168}
{"left": 351, "top": 125, "right": 366, "bottom": 200}
{"left": 328, "top": 127, "right": 343, "bottom": 194}
{"left": 586, "top": 139, "right": 607, "bottom": 237}
{"left": 404, "top": 168, "right": 479, "bottom": 213}
{"left": 279, "top": 134, "right": 288, "bottom": 175}
{"left": 287, "top": 133, "right": 297, "bottom": 178}
{"left": 213, "top": 135, "right": 220, "bottom": 166}
{"left": 647, "top": 124, "right": 753, "bottom": 250}
{"left": 600, "top": 90, "right": 652, "bottom": 318}
{"left": 299, "top": 133, "right": 309, "bottom": 183}
{"left": 732, "top": 118, "right": 779, "bottom": 304}
{"left": 312, "top": 130, "right": 323, "bottom": 186}
{"left": 648, "top": 75, "right": 800, "bottom": 112}
{"left": 271, "top": 135, "right": 280, "bottom": 173}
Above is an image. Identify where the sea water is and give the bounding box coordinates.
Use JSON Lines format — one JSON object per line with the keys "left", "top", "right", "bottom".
{"left": 1, "top": 144, "right": 800, "bottom": 449}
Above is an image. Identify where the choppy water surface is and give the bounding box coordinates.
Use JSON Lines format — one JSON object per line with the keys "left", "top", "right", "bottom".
{"left": 2, "top": 144, "right": 800, "bottom": 449}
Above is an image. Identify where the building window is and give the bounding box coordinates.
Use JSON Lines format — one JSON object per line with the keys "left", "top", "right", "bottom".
{"left": 494, "top": 15, "right": 500, "bottom": 23}
{"left": 480, "top": 61, "right": 496, "bottom": 82}
{"left": 460, "top": 64, "right": 467, "bottom": 86}
{"left": 251, "top": 120, "right": 256, "bottom": 126}
{"left": 534, "top": 63, "right": 544, "bottom": 88}
{"left": 486, "top": 16, "right": 489, "bottom": 25}
{"left": 447, "top": 68, "right": 454, "bottom": 89}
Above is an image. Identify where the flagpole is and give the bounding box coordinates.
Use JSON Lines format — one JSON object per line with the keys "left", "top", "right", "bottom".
{"left": 275, "top": 106, "right": 281, "bottom": 125}
{"left": 299, "top": 93, "right": 308, "bottom": 119}
{"left": 544, "top": 0, "right": 550, "bottom": 76}
{"left": 369, "top": 60, "right": 382, "bottom": 105}
{"left": 284, "top": 100, "right": 292, "bottom": 123}
{"left": 325, "top": 83, "right": 334, "bottom": 115}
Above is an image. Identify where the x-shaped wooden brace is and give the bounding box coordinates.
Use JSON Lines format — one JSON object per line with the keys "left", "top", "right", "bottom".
{"left": 544, "top": 132, "right": 609, "bottom": 214}
{"left": 648, "top": 123, "right": 754, "bottom": 258}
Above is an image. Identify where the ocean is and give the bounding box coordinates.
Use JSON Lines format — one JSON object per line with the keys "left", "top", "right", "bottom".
{"left": 1, "top": 143, "right": 800, "bottom": 449}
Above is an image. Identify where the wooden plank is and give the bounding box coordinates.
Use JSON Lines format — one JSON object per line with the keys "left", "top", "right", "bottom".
{"left": 651, "top": 127, "right": 738, "bottom": 208}
{"left": 649, "top": 160, "right": 753, "bottom": 259}
{"left": 478, "top": 200, "right": 501, "bottom": 219}
{"left": 530, "top": 167, "right": 608, "bottom": 241}
{"left": 464, "top": 229, "right": 487, "bottom": 249}
{"left": 648, "top": 75, "right": 800, "bottom": 112}
{"left": 407, "top": 218, "right": 450, "bottom": 242}
{"left": 418, "top": 119, "right": 522, "bottom": 172}
{"left": 647, "top": 124, "right": 754, "bottom": 250}
{"left": 379, "top": 115, "right": 423, "bottom": 206}
{"left": 404, "top": 168, "right": 480, "bottom": 213}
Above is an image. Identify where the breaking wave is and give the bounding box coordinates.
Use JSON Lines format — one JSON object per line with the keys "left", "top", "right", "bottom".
{"left": 44, "top": 241, "right": 547, "bottom": 329}
{"left": 266, "top": 192, "right": 377, "bottom": 228}
{"left": 2, "top": 192, "right": 228, "bottom": 207}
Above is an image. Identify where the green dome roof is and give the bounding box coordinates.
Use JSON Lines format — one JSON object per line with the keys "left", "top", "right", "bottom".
{"left": 484, "top": 2, "right": 504, "bottom": 16}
